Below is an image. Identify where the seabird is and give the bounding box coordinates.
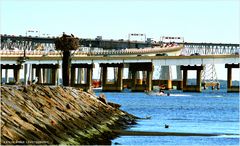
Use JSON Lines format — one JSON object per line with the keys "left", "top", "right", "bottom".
{"left": 165, "top": 124, "right": 169, "bottom": 128}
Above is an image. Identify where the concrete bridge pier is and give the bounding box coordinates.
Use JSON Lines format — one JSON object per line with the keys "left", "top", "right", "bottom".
{"left": 42, "top": 68, "right": 52, "bottom": 84}
{"left": 160, "top": 65, "right": 172, "bottom": 90}
{"left": 173, "top": 65, "right": 183, "bottom": 90}
{"left": 71, "top": 64, "right": 94, "bottom": 91}
{"left": 32, "top": 64, "right": 59, "bottom": 85}
{"left": 22, "top": 64, "right": 33, "bottom": 85}
{"left": 100, "top": 63, "right": 123, "bottom": 92}
{"left": 5, "top": 69, "right": 9, "bottom": 83}
{"left": 0, "top": 64, "right": 22, "bottom": 84}
{"left": 180, "top": 65, "right": 203, "bottom": 92}
{"left": 122, "top": 64, "right": 131, "bottom": 89}
{"left": 129, "top": 63, "right": 153, "bottom": 92}
{"left": 77, "top": 68, "right": 82, "bottom": 84}
{"left": 225, "top": 63, "right": 240, "bottom": 92}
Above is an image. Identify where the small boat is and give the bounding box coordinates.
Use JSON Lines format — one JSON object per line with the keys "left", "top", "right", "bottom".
{"left": 147, "top": 91, "right": 170, "bottom": 96}
{"left": 147, "top": 91, "right": 166, "bottom": 96}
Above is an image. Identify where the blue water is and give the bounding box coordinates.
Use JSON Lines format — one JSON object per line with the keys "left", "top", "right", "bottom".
{"left": 96, "top": 89, "right": 240, "bottom": 145}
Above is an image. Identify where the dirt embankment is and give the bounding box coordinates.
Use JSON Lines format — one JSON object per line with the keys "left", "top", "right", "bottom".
{"left": 1, "top": 85, "right": 136, "bottom": 145}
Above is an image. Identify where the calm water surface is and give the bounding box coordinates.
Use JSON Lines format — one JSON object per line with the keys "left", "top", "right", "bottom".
{"left": 96, "top": 89, "right": 239, "bottom": 145}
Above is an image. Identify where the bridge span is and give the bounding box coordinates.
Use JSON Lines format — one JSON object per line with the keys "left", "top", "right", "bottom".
{"left": 0, "top": 34, "right": 239, "bottom": 93}
{"left": 1, "top": 54, "right": 239, "bottom": 93}
{"left": 1, "top": 34, "right": 239, "bottom": 55}
{"left": 0, "top": 54, "right": 239, "bottom": 65}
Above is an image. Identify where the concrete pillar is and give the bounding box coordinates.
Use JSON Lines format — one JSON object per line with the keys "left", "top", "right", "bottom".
{"left": 0, "top": 68, "right": 2, "bottom": 84}
{"left": 114, "top": 67, "right": 118, "bottom": 82}
{"left": 160, "top": 66, "right": 171, "bottom": 80}
{"left": 24, "top": 64, "right": 28, "bottom": 85}
{"left": 117, "top": 67, "right": 123, "bottom": 91}
{"left": 77, "top": 68, "right": 81, "bottom": 84}
{"left": 31, "top": 67, "right": 35, "bottom": 83}
{"left": 227, "top": 67, "right": 232, "bottom": 88}
{"left": 175, "top": 66, "right": 183, "bottom": 90}
{"left": 176, "top": 65, "right": 182, "bottom": 80}
{"left": 146, "top": 71, "right": 153, "bottom": 91}
{"left": 51, "top": 68, "right": 57, "bottom": 85}
{"left": 128, "top": 70, "right": 132, "bottom": 79}
{"left": 43, "top": 68, "right": 46, "bottom": 83}
{"left": 102, "top": 66, "right": 107, "bottom": 87}
{"left": 196, "top": 69, "right": 202, "bottom": 92}
{"left": 182, "top": 70, "right": 187, "bottom": 88}
{"left": 131, "top": 71, "right": 137, "bottom": 89}
{"left": 142, "top": 71, "right": 147, "bottom": 84}
{"left": 82, "top": 68, "right": 87, "bottom": 84}
{"left": 43, "top": 68, "right": 49, "bottom": 83}
{"left": 225, "top": 63, "right": 239, "bottom": 92}
{"left": 5, "top": 69, "right": 9, "bottom": 83}
{"left": 13, "top": 69, "right": 20, "bottom": 84}
{"left": 28, "top": 64, "right": 32, "bottom": 84}
{"left": 71, "top": 67, "right": 76, "bottom": 86}
{"left": 56, "top": 67, "right": 60, "bottom": 85}
{"left": 36, "top": 68, "right": 42, "bottom": 84}
{"left": 100, "top": 67, "right": 103, "bottom": 85}
{"left": 160, "top": 65, "right": 172, "bottom": 90}
{"left": 47, "top": 69, "right": 51, "bottom": 84}
{"left": 86, "top": 67, "right": 93, "bottom": 90}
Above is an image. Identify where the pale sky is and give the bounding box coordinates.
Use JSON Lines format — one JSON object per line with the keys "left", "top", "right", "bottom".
{"left": 0, "top": 0, "right": 239, "bottom": 80}
{"left": 1, "top": 0, "right": 239, "bottom": 43}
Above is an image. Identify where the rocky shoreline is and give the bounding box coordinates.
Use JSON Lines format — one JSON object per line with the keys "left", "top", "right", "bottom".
{"left": 1, "top": 85, "right": 137, "bottom": 145}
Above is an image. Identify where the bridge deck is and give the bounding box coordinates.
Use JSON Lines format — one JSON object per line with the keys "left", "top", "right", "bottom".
{"left": 1, "top": 54, "right": 239, "bottom": 65}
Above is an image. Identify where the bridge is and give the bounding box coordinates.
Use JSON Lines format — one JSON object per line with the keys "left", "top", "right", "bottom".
{"left": 1, "top": 34, "right": 239, "bottom": 55}
{"left": 0, "top": 34, "right": 239, "bottom": 93}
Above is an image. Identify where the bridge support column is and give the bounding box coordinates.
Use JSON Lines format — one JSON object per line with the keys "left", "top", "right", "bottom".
{"left": 100, "top": 63, "right": 123, "bottom": 92}
{"left": 5, "top": 69, "right": 9, "bottom": 83}
{"left": 1, "top": 64, "right": 22, "bottom": 84}
{"left": 51, "top": 68, "right": 58, "bottom": 85}
{"left": 77, "top": 68, "right": 81, "bottom": 84}
{"left": 35, "top": 67, "right": 42, "bottom": 84}
{"left": 71, "top": 64, "right": 94, "bottom": 91}
{"left": 160, "top": 66, "right": 172, "bottom": 90}
{"left": 122, "top": 64, "right": 131, "bottom": 89}
{"left": 27, "top": 64, "right": 32, "bottom": 84}
{"left": 225, "top": 63, "right": 240, "bottom": 92}
{"left": 32, "top": 64, "right": 59, "bottom": 85}
{"left": 24, "top": 64, "right": 29, "bottom": 85}
{"left": 180, "top": 65, "right": 203, "bottom": 92}
{"left": 0, "top": 68, "right": 2, "bottom": 84}
{"left": 129, "top": 63, "right": 153, "bottom": 92}
{"left": 173, "top": 65, "right": 183, "bottom": 90}
{"left": 47, "top": 69, "right": 52, "bottom": 84}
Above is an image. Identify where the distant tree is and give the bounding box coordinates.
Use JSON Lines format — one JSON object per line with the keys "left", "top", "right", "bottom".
{"left": 55, "top": 33, "right": 79, "bottom": 86}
